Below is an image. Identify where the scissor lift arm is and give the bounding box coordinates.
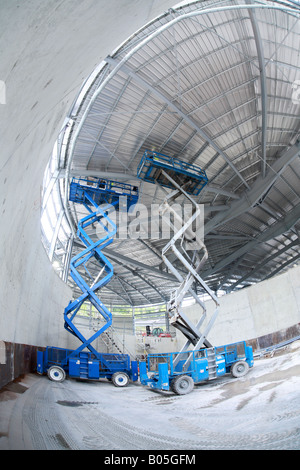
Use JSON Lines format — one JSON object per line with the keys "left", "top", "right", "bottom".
{"left": 137, "top": 151, "right": 219, "bottom": 369}
{"left": 137, "top": 151, "right": 253, "bottom": 394}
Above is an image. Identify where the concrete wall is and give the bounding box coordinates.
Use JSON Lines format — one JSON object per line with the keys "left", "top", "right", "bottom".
{"left": 178, "top": 264, "right": 300, "bottom": 351}
{"left": 0, "top": 0, "right": 178, "bottom": 388}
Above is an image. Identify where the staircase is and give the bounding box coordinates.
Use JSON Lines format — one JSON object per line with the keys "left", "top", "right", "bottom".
{"left": 101, "top": 330, "right": 123, "bottom": 354}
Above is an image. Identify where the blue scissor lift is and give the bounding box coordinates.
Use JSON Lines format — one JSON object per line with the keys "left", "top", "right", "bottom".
{"left": 137, "top": 150, "right": 254, "bottom": 394}
{"left": 37, "top": 177, "right": 139, "bottom": 386}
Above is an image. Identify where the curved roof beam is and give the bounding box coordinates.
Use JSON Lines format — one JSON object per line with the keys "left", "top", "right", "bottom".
{"left": 64, "top": 2, "right": 299, "bottom": 222}
{"left": 227, "top": 238, "right": 299, "bottom": 291}
{"left": 105, "top": 55, "right": 250, "bottom": 189}
{"left": 246, "top": 0, "right": 268, "bottom": 178}
{"left": 204, "top": 140, "right": 300, "bottom": 235}
{"left": 263, "top": 251, "right": 300, "bottom": 280}
{"left": 203, "top": 200, "right": 300, "bottom": 278}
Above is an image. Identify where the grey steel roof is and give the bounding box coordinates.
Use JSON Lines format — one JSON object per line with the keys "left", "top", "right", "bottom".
{"left": 42, "top": 0, "right": 300, "bottom": 306}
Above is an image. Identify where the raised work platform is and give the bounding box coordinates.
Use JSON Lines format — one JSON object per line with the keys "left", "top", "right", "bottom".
{"left": 69, "top": 177, "right": 139, "bottom": 210}
{"left": 137, "top": 150, "right": 208, "bottom": 196}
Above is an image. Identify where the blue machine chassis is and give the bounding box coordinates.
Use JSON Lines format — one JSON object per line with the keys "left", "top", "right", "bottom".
{"left": 37, "top": 346, "right": 138, "bottom": 381}
{"left": 140, "top": 341, "right": 254, "bottom": 392}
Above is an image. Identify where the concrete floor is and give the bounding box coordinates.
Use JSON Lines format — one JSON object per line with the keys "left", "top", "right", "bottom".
{"left": 1, "top": 342, "right": 300, "bottom": 451}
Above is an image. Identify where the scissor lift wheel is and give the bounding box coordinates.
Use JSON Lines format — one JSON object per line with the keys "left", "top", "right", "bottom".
{"left": 47, "top": 365, "right": 66, "bottom": 382}
{"left": 230, "top": 360, "right": 249, "bottom": 378}
{"left": 112, "top": 371, "right": 130, "bottom": 387}
{"left": 171, "top": 375, "right": 194, "bottom": 395}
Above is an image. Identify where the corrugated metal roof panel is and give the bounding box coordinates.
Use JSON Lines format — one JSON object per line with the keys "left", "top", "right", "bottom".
{"left": 42, "top": 0, "right": 300, "bottom": 305}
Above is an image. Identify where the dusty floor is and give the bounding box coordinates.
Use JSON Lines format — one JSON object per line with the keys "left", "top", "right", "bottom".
{"left": 1, "top": 342, "right": 300, "bottom": 450}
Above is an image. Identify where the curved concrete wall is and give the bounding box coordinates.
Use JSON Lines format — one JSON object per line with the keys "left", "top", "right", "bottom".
{"left": 0, "top": 0, "right": 176, "bottom": 387}
{"left": 181, "top": 263, "right": 300, "bottom": 351}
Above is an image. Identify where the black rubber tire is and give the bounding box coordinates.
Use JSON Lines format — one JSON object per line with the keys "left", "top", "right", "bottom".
{"left": 111, "top": 371, "right": 130, "bottom": 387}
{"left": 47, "top": 365, "right": 66, "bottom": 382}
{"left": 230, "top": 360, "right": 249, "bottom": 378}
{"left": 171, "top": 375, "right": 194, "bottom": 395}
